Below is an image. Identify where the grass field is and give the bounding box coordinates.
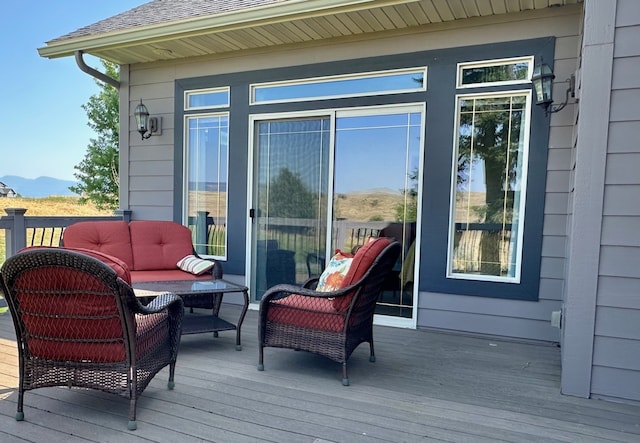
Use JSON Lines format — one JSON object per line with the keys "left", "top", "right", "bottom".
{"left": 0, "top": 196, "right": 112, "bottom": 264}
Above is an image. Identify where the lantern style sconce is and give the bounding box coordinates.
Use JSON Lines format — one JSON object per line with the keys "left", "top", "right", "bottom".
{"left": 532, "top": 62, "right": 576, "bottom": 116}
{"left": 134, "top": 99, "right": 161, "bottom": 140}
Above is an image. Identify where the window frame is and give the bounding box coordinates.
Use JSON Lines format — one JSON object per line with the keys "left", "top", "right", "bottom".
{"left": 456, "top": 56, "right": 534, "bottom": 89}
{"left": 446, "top": 90, "right": 533, "bottom": 284}
{"left": 182, "top": 111, "right": 230, "bottom": 261}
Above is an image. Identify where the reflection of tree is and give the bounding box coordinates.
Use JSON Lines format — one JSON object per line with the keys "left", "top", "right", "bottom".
{"left": 395, "top": 168, "right": 418, "bottom": 222}
{"left": 457, "top": 97, "right": 522, "bottom": 275}
{"left": 268, "top": 168, "right": 317, "bottom": 218}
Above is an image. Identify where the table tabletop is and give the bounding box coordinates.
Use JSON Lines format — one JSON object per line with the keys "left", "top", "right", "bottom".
{"left": 133, "top": 279, "right": 247, "bottom": 297}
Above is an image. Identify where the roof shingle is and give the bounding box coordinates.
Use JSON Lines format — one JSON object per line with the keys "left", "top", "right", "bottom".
{"left": 50, "top": 0, "right": 288, "bottom": 42}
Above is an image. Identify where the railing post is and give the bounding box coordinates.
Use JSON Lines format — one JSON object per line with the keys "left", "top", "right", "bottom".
{"left": 195, "top": 211, "right": 209, "bottom": 255}
{"left": 114, "top": 209, "right": 132, "bottom": 222}
{"left": 5, "top": 208, "right": 27, "bottom": 258}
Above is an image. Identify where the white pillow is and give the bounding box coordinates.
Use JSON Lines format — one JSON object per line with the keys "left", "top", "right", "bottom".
{"left": 177, "top": 255, "right": 214, "bottom": 275}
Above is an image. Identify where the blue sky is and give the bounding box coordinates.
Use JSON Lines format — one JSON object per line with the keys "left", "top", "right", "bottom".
{"left": 0, "top": 1, "right": 145, "bottom": 181}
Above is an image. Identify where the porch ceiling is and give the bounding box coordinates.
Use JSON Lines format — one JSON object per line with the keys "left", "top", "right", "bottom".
{"left": 38, "top": 0, "right": 583, "bottom": 65}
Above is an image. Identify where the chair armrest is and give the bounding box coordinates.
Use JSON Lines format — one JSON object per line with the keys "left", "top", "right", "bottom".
{"left": 301, "top": 276, "right": 319, "bottom": 289}
{"left": 140, "top": 292, "right": 184, "bottom": 314}
{"left": 260, "top": 282, "right": 359, "bottom": 304}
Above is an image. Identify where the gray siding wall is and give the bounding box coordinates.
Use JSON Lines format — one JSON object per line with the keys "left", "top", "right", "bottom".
{"left": 419, "top": 13, "right": 580, "bottom": 342}
{"left": 124, "top": 7, "right": 581, "bottom": 342}
{"left": 592, "top": 0, "right": 640, "bottom": 402}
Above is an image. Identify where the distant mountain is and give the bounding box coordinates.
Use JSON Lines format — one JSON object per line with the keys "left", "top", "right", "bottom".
{"left": 0, "top": 176, "right": 78, "bottom": 198}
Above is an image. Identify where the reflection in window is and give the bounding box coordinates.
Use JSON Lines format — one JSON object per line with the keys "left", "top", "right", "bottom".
{"left": 458, "top": 57, "right": 532, "bottom": 87}
{"left": 251, "top": 68, "right": 426, "bottom": 104}
{"left": 449, "top": 93, "right": 530, "bottom": 282}
{"left": 185, "top": 114, "right": 229, "bottom": 258}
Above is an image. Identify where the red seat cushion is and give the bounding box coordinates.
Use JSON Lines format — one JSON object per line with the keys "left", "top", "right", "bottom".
{"left": 62, "top": 221, "right": 134, "bottom": 269}
{"left": 333, "top": 237, "right": 391, "bottom": 311}
{"left": 129, "top": 221, "right": 194, "bottom": 271}
{"left": 267, "top": 295, "right": 345, "bottom": 332}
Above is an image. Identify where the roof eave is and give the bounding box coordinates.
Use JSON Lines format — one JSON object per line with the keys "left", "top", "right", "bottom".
{"left": 37, "top": 0, "right": 419, "bottom": 59}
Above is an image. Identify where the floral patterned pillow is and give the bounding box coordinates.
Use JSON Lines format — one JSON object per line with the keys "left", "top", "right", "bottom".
{"left": 316, "top": 250, "right": 353, "bottom": 292}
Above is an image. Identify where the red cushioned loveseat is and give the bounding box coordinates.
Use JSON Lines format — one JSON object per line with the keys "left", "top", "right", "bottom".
{"left": 61, "top": 220, "right": 219, "bottom": 283}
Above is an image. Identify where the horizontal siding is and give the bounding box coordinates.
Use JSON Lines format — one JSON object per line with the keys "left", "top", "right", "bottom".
{"left": 595, "top": 306, "right": 640, "bottom": 340}
{"left": 591, "top": 366, "right": 640, "bottom": 401}
{"left": 598, "top": 275, "right": 640, "bottom": 309}
{"left": 615, "top": 0, "right": 640, "bottom": 29}
{"left": 600, "top": 245, "right": 640, "bottom": 278}
{"left": 419, "top": 292, "right": 561, "bottom": 341}
{"left": 608, "top": 121, "right": 640, "bottom": 152}
{"left": 539, "top": 278, "right": 564, "bottom": 301}
{"left": 591, "top": 0, "right": 640, "bottom": 404}
{"left": 610, "top": 89, "right": 640, "bottom": 121}
{"left": 542, "top": 214, "right": 568, "bottom": 236}
{"left": 418, "top": 304, "right": 560, "bottom": 342}
{"left": 601, "top": 216, "right": 640, "bottom": 246}
{"left": 602, "top": 185, "right": 640, "bottom": 215}
{"left": 593, "top": 336, "right": 640, "bottom": 370}
{"left": 544, "top": 192, "right": 570, "bottom": 214}
{"left": 604, "top": 153, "right": 640, "bottom": 184}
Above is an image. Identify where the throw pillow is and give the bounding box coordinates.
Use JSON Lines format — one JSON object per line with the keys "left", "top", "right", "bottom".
{"left": 177, "top": 255, "right": 215, "bottom": 275}
{"left": 316, "top": 250, "right": 353, "bottom": 292}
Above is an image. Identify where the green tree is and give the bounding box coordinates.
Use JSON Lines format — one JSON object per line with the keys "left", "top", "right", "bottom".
{"left": 70, "top": 61, "right": 119, "bottom": 210}
{"left": 267, "top": 168, "right": 316, "bottom": 218}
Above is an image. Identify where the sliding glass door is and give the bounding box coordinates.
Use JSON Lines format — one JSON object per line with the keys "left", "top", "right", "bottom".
{"left": 250, "top": 105, "right": 423, "bottom": 322}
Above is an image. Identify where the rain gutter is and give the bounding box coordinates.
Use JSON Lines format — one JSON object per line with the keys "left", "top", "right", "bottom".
{"left": 75, "top": 50, "right": 120, "bottom": 88}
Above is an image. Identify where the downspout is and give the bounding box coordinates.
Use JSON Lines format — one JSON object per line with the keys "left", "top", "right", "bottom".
{"left": 74, "top": 50, "right": 120, "bottom": 88}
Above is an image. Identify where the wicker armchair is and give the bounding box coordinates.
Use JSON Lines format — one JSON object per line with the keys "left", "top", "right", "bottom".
{"left": 258, "top": 238, "right": 401, "bottom": 386}
{"left": 0, "top": 248, "right": 184, "bottom": 431}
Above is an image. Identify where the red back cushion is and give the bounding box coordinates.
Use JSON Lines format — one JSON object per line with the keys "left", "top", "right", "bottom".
{"left": 62, "top": 221, "right": 134, "bottom": 268}
{"left": 16, "top": 266, "right": 126, "bottom": 362}
{"left": 129, "top": 220, "right": 194, "bottom": 271}
{"left": 64, "top": 247, "right": 132, "bottom": 285}
{"left": 333, "top": 237, "right": 391, "bottom": 311}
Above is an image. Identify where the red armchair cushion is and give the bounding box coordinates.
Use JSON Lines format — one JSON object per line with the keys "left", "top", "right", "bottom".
{"left": 129, "top": 221, "right": 194, "bottom": 271}
{"left": 62, "top": 221, "right": 134, "bottom": 269}
{"left": 268, "top": 295, "right": 345, "bottom": 332}
{"left": 18, "top": 267, "right": 127, "bottom": 362}
{"left": 333, "top": 237, "right": 391, "bottom": 311}
{"left": 18, "top": 246, "right": 132, "bottom": 285}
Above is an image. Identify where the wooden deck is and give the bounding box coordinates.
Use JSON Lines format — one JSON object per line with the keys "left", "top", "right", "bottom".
{"left": 0, "top": 305, "right": 638, "bottom": 443}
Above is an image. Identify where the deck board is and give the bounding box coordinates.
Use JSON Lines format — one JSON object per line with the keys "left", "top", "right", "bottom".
{"left": 0, "top": 306, "right": 639, "bottom": 442}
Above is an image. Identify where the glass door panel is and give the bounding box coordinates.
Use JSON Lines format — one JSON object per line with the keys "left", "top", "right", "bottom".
{"left": 251, "top": 117, "right": 330, "bottom": 301}
{"left": 333, "top": 109, "right": 422, "bottom": 318}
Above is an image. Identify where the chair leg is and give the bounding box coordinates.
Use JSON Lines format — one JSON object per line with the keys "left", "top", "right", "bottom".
{"left": 342, "top": 362, "right": 349, "bottom": 386}
{"left": 369, "top": 341, "right": 376, "bottom": 363}
{"left": 128, "top": 398, "right": 137, "bottom": 430}
{"left": 257, "top": 346, "right": 264, "bottom": 371}
{"left": 168, "top": 361, "right": 176, "bottom": 390}
{"left": 16, "top": 388, "right": 24, "bottom": 421}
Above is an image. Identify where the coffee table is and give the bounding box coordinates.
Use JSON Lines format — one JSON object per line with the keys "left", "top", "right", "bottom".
{"left": 133, "top": 279, "right": 249, "bottom": 350}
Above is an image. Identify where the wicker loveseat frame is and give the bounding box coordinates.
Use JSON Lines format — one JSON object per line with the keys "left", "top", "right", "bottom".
{"left": 258, "top": 238, "right": 401, "bottom": 385}
{"left": 0, "top": 248, "right": 184, "bottom": 430}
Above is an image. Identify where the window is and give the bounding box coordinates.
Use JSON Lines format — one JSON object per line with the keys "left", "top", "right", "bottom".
{"left": 448, "top": 92, "right": 531, "bottom": 283}
{"left": 184, "top": 113, "right": 229, "bottom": 259}
{"left": 457, "top": 57, "right": 533, "bottom": 88}
{"left": 251, "top": 67, "right": 426, "bottom": 104}
{"left": 185, "top": 87, "right": 230, "bottom": 110}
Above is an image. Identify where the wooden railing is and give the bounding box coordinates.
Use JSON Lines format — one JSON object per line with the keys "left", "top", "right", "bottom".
{"left": 0, "top": 208, "right": 130, "bottom": 263}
